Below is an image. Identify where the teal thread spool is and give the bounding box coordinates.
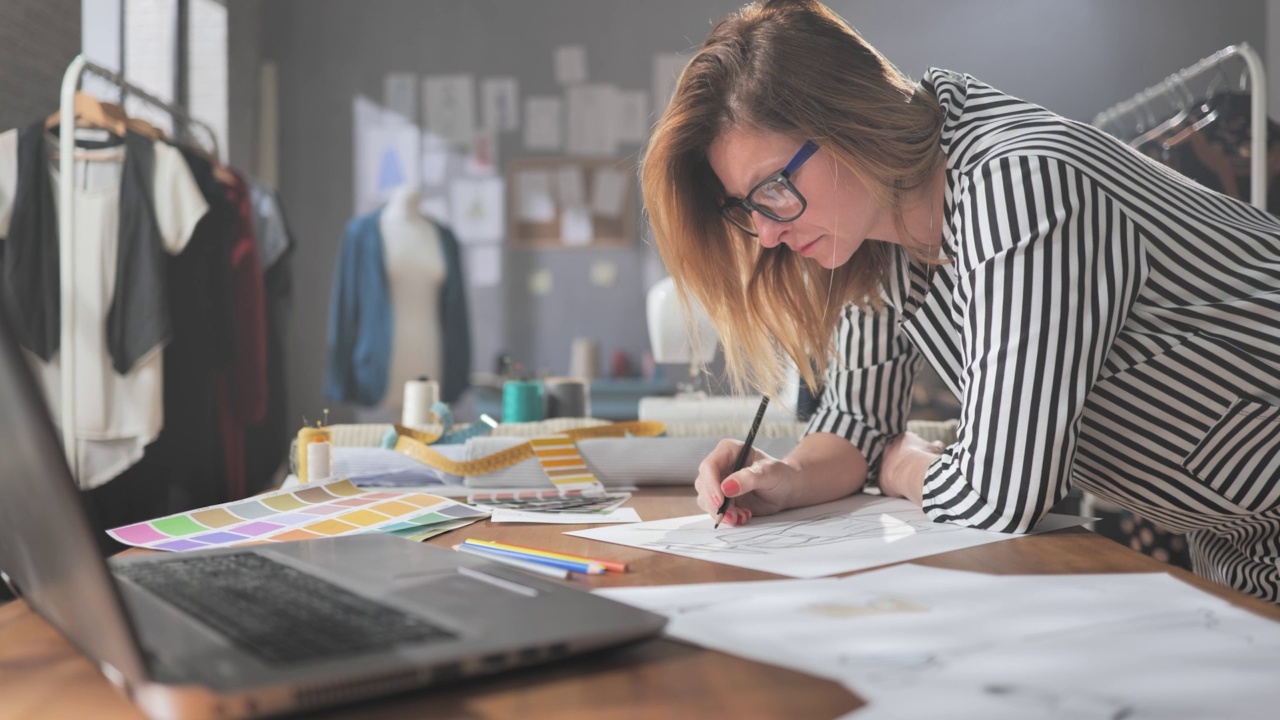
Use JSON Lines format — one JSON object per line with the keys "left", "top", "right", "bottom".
{"left": 502, "top": 380, "right": 544, "bottom": 423}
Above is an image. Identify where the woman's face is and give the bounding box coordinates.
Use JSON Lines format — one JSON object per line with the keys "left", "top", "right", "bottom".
{"left": 707, "top": 125, "right": 890, "bottom": 269}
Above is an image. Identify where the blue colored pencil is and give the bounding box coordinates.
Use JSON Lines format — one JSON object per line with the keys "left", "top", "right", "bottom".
{"left": 459, "top": 541, "right": 606, "bottom": 574}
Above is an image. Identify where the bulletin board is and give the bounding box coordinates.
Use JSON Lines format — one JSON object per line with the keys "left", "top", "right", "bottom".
{"left": 506, "top": 157, "right": 637, "bottom": 249}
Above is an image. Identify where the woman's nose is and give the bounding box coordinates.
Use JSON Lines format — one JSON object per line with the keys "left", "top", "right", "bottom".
{"left": 754, "top": 213, "right": 786, "bottom": 248}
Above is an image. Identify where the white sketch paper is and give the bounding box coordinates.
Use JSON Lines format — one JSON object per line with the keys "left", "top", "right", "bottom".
{"left": 653, "top": 52, "right": 691, "bottom": 113}
{"left": 353, "top": 95, "right": 420, "bottom": 215}
{"left": 491, "top": 508, "right": 641, "bottom": 524}
{"left": 556, "top": 165, "right": 586, "bottom": 207}
{"left": 423, "top": 74, "right": 476, "bottom": 147}
{"left": 567, "top": 84, "right": 619, "bottom": 156}
{"left": 421, "top": 132, "right": 452, "bottom": 187}
{"left": 524, "top": 96, "right": 562, "bottom": 151}
{"left": 616, "top": 90, "right": 650, "bottom": 143}
{"left": 383, "top": 72, "right": 417, "bottom": 122}
{"left": 555, "top": 45, "right": 588, "bottom": 85}
{"left": 516, "top": 170, "right": 556, "bottom": 223}
{"left": 449, "top": 177, "right": 505, "bottom": 244}
{"left": 569, "top": 495, "right": 1090, "bottom": 578}
{"left": 481, "top": 76, "right": 520, "bottom": 131}
{"left": 560, "top": 204, "right": 593, "bottom": 246}
{"left": 591, "top": 167, "right": 628, "bottom": 218}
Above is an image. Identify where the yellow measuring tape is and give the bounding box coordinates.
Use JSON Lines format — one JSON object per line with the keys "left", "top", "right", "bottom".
{"left": 393, "top": 420, "right": 666, "bottom": 476}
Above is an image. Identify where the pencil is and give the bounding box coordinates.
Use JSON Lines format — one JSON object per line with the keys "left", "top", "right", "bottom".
{"left": 714, "top": 395, "right": 770, "bottom": 529}
{"left": 454, "top": 544, "right": 571, "bottom": 579}
{"left": 459, "top": 541, "right": 606, "bottom": 575}
{"left": 464, "top": 538, "right": 628, "bottom": 573}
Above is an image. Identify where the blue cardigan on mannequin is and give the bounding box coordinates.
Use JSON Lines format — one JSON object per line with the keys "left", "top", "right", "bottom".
{"left": 325, "top": 209, "right": 471, "bottom": 406}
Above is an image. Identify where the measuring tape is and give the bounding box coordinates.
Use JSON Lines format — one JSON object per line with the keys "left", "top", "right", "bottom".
{"left": 393, "top": 420, "right": 666, "bottom": 477}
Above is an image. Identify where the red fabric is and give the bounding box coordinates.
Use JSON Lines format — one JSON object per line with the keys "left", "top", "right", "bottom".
{"left": 216, "top": 172, "right": 268, "bottom": 500}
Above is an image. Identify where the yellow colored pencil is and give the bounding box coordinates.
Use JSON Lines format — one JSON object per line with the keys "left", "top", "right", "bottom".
{"left": 463, "top": 538, "right": 628, "bottom": 573}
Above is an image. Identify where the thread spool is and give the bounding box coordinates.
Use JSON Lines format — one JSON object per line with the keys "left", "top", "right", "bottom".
{"left": 543, "top": 377, "right": 590, "bottom": 418}
{"left": 307, "top": 439, "right": 332, "bottom": 482}
{"left": 297, "top": 426, "right": 332, "bottom": 483}
{"left": 569, "top": 338, "right": 599, "bottom": 380}
{"left": 502, "top": 380, "right": 544, "bottom": 423}
{"left": 402, "top": 377, "right": 440, "bottom": 427}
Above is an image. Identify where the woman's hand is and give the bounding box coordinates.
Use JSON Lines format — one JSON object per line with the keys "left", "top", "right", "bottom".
{"left": 878, "top": 432, "right": 947, "bottom": 505}
{"left": 693, "top": 439, "right": 800, "bottom": 527}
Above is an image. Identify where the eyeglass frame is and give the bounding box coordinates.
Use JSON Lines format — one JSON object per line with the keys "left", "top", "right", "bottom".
{"left": 719, "top": 139, "right": 820, "bottom": 237}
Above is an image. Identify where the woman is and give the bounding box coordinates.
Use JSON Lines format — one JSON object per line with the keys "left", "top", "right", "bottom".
{"left": 641, "top": 0, "right": 1280, "bottom": 601}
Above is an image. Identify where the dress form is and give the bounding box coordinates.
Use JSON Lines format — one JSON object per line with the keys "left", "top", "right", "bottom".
{"left": 365, "top": 185, "right": 446, "bottom": 418}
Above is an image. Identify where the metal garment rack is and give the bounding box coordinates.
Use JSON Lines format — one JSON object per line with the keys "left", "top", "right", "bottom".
{"left": 1091, "top": 43, "right": 1268, "bottom": 210}
{"left": 56, "top": 54, "right": 221, "bottom": 483}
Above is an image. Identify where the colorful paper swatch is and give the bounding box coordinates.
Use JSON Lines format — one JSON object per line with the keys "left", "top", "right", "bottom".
{"left": 108, "top": 478, "right": 489, "bottom": 552}
{"left": 528, "top": 436, "right": 604, "bottom": 493}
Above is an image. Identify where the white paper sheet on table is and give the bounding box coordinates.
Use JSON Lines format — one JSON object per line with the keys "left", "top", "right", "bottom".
{"left": 598, "top": 564, "right": 1280, "bottom": 720}
{"left": 568, "top": 494, "right": 1089, "bottom": 578}
{"left": 491, "top": 507, "right": 641, "bottom": 524}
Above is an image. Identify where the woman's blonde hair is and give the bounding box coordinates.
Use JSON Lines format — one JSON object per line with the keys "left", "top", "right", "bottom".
{"left": 640, "top": 0, "right": 944, "bottom": 396}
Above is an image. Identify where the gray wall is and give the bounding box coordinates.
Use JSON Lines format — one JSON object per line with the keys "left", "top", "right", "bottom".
{"left": 0, "top": 0, "right": 82, "bottom": 132}
{"left": 254, "top": 0, "right": 1267, "bottom": 426}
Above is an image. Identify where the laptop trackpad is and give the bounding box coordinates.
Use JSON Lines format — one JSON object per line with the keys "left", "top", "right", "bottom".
{"left": 388, "top": 572, "right": 536, "bottom": 630}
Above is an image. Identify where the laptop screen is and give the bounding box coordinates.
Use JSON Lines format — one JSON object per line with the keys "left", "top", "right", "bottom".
{"left": 0, "top": 293, "right": 149, "bottom": 686}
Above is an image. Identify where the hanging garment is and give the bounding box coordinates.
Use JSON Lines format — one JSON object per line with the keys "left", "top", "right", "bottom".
{"left": 325, "top": 209, "right": 471, "bottom": 406}
{"left": 0, "top": 125, "right": 208, "bottom": 489}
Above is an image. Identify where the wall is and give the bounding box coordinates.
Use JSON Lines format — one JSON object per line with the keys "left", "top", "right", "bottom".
{"left": 0, "top": 0, "right": 82, "bottom": 132}
{"left": 256, "top": 0, "right": 1267, "bottom": 427}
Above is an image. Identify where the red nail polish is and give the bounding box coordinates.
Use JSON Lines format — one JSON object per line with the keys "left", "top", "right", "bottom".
{"left": 722, "top": 478, "right": 741, "bottom": 496}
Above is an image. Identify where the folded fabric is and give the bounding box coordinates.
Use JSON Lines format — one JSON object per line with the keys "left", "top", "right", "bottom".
{"left": 332, "top": 446, "right": 464, "bottom": 486}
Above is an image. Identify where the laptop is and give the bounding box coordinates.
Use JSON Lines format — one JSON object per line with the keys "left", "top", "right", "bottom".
{"left": 0, "top": 298, "right": 665, "bottom": 719}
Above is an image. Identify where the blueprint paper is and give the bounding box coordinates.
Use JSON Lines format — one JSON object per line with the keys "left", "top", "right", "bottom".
{"left": 568, "top": 494, "right": 1089, "bottom": 578}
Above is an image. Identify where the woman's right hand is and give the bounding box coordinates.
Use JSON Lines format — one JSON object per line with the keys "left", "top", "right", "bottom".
{"left": 693, "top": 438, "right": 800, "bottom": 527}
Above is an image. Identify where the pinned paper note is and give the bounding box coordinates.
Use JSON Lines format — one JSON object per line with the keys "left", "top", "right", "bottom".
{"left": 481, "top": 76, "right": 520, "bottom": 131}
{"left": 384, "top": 73, "right": 418, "bottom": 122}
{"left": 421, "top": 133, "right": 451, "bottom": 187}
{"left": 555, "top": 45, "right": 588, "bottom": 85}
{"left": 616, "top": 90, "right": 650, "bottom": 143}
{"left": 561, "top": 205, "right": 593, "bottom": 246}
{"left": 591, "top": 167, "right": 628, "bottom": 218}
{"left": 557, "top": 165, "right": 586, "bottom": 207}
{"left": 353, "top": 96, "right": 420, "bottom": 215}
{"left": 653, "top": 52, "right": 691, "bottom": 113}
{"left": 525, "top": 96, "right": 562, "bottom": 151}
{"left": 423, "top": 74, "right": 476, "bottom": 147}
{"left": 567, "top": 84, "right": 619, "bottom": 157}
{"left": 517, "top": 170, "right": 556, "bottom": 223}
{"left": 449, "top": 177, "right": 505, "bottom": 243}
{"left": 467, "top": 130, "right": 498, "bottom": 176}
{"left": 419, "top": 195, "right": 449, "bottom": 224}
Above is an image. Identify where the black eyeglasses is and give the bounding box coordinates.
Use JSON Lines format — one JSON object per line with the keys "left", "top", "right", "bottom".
{"left": 720, "top": 140, "right": 819, "bottom": 237}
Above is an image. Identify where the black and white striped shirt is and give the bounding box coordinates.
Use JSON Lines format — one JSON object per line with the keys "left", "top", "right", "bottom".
{"left": 807, "top": 69, "right": 1280, "bottom": 600}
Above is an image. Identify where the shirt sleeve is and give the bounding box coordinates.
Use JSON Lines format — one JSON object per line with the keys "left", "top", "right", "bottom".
{"left": 923, "top": 155, "right": 1145, "bottom": 533}
{"left": 805, "top": 299, "right": 924, "bottom": 487}
{"left": 0, "top": 129, "right": 18, "bottom": 238}
{"left": 151, "top": 141, "right": 209, "bottom": 254}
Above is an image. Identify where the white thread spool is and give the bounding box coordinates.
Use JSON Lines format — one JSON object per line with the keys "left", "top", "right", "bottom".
{"left": 402, "top": 376, "right": 440, "bottom": 427}
{"left": 569, "top": 338, "right": 599, "bottom": 380}
{"left": 306, "top": 439, "right": 332, "bottom": 482}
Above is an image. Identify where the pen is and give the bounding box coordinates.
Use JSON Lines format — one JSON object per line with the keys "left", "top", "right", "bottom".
{"left": 454, "top": 543, "right": 571, "bottom": 579}
{"left": 459, "top": 540, "right": 607, "bottom": 575}
{"left": 464, "top": 538, "right": 628, "bottom": 573}
{"left": 714, "top": 395, "right": 770, "bottom": 529}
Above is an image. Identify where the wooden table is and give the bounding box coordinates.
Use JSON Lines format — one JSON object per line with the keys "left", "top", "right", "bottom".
{"left": 3, "top": 487, "right": 1279, "bottom": 720}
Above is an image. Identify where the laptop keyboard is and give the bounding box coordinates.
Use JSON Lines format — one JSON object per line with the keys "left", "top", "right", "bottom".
{"left": 116, "top": 552, "right": 455, "bottom": 665}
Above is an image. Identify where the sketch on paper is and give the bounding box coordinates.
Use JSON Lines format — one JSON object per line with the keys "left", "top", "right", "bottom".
{"left": 569, "top": 495, "right": 1088, "bottom": 578}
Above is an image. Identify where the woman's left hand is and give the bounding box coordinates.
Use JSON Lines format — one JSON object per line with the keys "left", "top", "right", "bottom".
{"left": 879, "top": 432, "right": 947, "bottom": 505}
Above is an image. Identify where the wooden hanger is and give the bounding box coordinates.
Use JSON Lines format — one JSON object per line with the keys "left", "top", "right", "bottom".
{"left": 44, "top": 91, "right": 127, "bottom": 137}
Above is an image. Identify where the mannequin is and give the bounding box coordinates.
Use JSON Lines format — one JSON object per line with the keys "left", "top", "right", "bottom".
{"left": 365, "top": 185, "right": 446, "bottom": 419}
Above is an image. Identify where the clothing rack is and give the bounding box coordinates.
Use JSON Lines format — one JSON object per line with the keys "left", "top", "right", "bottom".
{"left": 1091, "top": 43, "right": 1267, "bottom": 210}
{"left": 55, "top": 54, "right": 222, "bottom": 483}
